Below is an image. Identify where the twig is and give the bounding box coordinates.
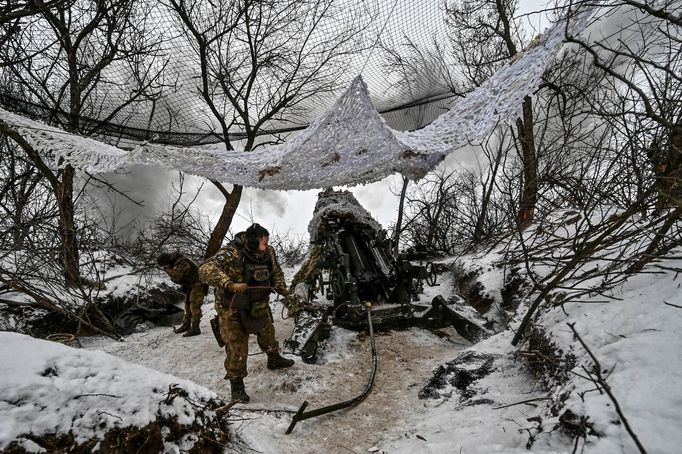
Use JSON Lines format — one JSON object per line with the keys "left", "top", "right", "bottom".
{"left": 97, "top": 410, "right": 123, "bottom": 421}
{"left": 0, "top": 297, "right": 43, "bottom": 309}
{"left": 492, "top": 397, "right": 550, "bottom": 410}
{"left": 663, "top": 301, "right": 682, "bottom": 309}
{"left": 214, "top": 401, "right": 239, "bottom": 417}
{"left": 337, "top": 444, "right": 360, "bottom": 454}
{"left": 101, "top": 265, "right": 157, "bottom": 283}
{"left": 74, "top": 393, "right": 122, "bottom": 399}
{"left": 230, "top": 407, "right": 297, "bottom": 414}
{"left": 567, "top": 323, "right": 648, "bottom": 454}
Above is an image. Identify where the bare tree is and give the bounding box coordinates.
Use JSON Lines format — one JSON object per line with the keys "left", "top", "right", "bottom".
{"left": 0, "top": 137, "right": 58, "bottom": 250}
{"left": 398, "top": 170, "right": 466, "bottom": 255}
{"left": 393, "top": 176, "right": 409, "bottom": 256}
{"left": 269, "top": 230, "right": 308, "bottom": 267}
{"left": 383, "top": 0, "right": 540, "bottom": 229}
{"left": 0, "top": 0, "right": 69, "bottom": 66}
{"left": 166, "top": 0, "right": 371, "bottom": 258}
{"left": 562, "top": 0, "right": 681, "bottom": 263}
{"left": 0, "top": 0, "right": 169, "bottom": 286}
{"left": 445, "top": 0, "right": 540, "bottom": 227}
{"left": 507, "top": 0, "right": 682, "bottom": 344}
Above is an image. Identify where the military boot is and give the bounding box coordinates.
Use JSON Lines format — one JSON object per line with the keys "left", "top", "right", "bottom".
{"left": 174, "top": 320, "right": 191, "bottom": 334}
{"left": 230, "top": 378, "right": 250, "bottom": 403}
{"left": 182, "top": 319, "right": 201, "bottom": 337}
{"left": 266, "top": 351, "right": 294, "bottom": 370}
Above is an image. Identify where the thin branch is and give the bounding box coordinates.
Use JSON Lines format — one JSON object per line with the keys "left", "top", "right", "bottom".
{"left": 567, "top": 322, "right": 648, "bottom": 454}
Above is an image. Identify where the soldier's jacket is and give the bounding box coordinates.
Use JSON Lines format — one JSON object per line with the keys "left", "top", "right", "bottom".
{"left": 199, "top": 233, "right": 287, "bottom": 309}
{"left": 164, "top": 256, "right": 201, "bottom": 291}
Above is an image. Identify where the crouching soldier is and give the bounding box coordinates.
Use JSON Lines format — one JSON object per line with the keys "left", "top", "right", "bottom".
{"left": 157, "top": 252, "right": 206, "bottom": 337}
{"left": 199, "top": 223, "right": 295, "bottom": 403}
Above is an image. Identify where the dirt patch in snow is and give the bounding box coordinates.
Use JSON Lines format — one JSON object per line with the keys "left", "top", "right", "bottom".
{"left": 419, "top": 351, "right": 496, "bottom": 402}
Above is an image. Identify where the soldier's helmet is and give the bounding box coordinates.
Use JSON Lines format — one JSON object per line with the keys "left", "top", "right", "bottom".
{"left": 245, "top": 223, "right": 270, "bottom": 251}
{"left": 157, "top": 251, "right": 182, "bottom": 267}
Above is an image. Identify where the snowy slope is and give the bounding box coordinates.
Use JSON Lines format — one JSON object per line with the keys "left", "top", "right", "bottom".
{"left": 385, "top": 331, "right": 573, "bottom": 454}
{"left": 0, "top": 332, "right": 226, "bottom": 452}
{"left": 537, "top": 258, "right": 682, "bottom": 454}
{"left": 417, "top": 237, "right": 682, "bottom": 454}
{"left": 381, "top": 252, "right": 681, "bottom": 453}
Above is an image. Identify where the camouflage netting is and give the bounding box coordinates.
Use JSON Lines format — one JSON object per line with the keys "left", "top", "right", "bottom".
{"left": 0, "top": 5, "right": 593, "bottom": 190}
{"left": 308, "top": 189, "right": 383, "bottom": 241}
{"left": 0, "top": 0, "right": 458, "bottom": 143}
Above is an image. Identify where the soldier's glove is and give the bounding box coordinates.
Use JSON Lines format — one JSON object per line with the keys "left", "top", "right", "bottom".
{"left": 285, "top": 294, "right": 303, "bottom": 318}
{"left": 228, "top": 282, "right": 248, "bottom": 294}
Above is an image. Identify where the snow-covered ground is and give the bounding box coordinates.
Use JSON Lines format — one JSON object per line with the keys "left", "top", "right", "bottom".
{"left": 448, "top": 233, "right": 682, "bottom": 454}
{"left": 538, "top": 260, "right": 682, "bottom": 454}
{"left": 385, "top": 331, "right": 574, "bottom": 454}
{"left": 73, "top": 265, "right": 572, "bottom": 454}
{"left": 0, "top": 331, "right": 226, "bottom": 452}
{"left": 3, "top": 241, "right": 679, "bottom": 453}
{"left": 80, "top": 293, "right": 476, "bottom": 453}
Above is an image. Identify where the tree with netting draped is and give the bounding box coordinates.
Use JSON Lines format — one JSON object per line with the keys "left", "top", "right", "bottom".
{"left": 165, "top": 0, "right": 370, "bottom": 258}
{"left": 0, "top": 1, "right": 68, "bottom": 66}
{"left": 446, "top": 0, "right": 538, "bottom": 228}
{"left": 383, "top": 0, "right": 539, "bottom": 232}
{"left": 0, "top": 0, "right": 169, "bottom": 287}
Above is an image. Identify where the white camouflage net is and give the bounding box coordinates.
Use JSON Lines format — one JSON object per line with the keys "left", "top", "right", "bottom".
{"left": 0, "top": 108, "right": 129, "bottom": 174}
{"left": 0, "top": 11, "right": 591, "bottom": 190}
{"left": 308, "top": 190, "right": 383, "bottom": 240}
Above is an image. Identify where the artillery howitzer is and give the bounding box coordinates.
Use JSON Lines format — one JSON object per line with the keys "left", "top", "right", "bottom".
{"left": 284, "top": 189, "right": 490, "bottom": 363}
{"left": 282, "top": 189, "right": 491, "bottom": 433}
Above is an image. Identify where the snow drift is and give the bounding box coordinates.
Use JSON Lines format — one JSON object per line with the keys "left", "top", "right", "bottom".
{"left": 0, "top": 332, "right": 229, "bottom": 452}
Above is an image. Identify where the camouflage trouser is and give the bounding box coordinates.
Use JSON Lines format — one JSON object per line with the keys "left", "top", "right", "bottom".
{"left": 183, "top": 282, "right": 205, "bottom": 323}
{"left": 218, "top": 307, "right": 279, "bottom": 379}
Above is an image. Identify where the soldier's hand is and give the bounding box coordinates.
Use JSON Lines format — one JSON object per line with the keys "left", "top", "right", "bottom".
{"left": 229, "top": 282, "right": 248, "bottom": 293}
{"left": 285, "top": 294, "right": 303, "bottom": 317}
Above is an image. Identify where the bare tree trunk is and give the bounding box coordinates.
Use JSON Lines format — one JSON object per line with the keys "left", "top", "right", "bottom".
{"left": 656, "top": 122, "right": 682, "bottom": 210}
{"left": 393, "top": 176, "right": 409, "bottom": 257}
{"left": 516, "top": 96, "right": 538, "bottom": 228}
{"left": 204, "top": 182, "right": 243, "bottom": 259}
{"left": 475, "top": 140, "right": 504, "bottom": 242}
{"left": 58, "top": 165, "right": 80, "bottom": 287}
{"left": 59, "top": 66, "right": 82, "bottom": 286}
{"left": 426, "top": 181, "right": 442, "bottom": 251}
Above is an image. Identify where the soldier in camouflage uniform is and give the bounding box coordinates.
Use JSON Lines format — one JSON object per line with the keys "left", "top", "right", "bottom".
{"left": 157, "top": 252, "right": 206, "bottom": 337}
{"left": 199, "top": 223, "right": 296, "bottom": 403}
{"left": 289, "top": 244, "right": 322, "bottom": 294}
